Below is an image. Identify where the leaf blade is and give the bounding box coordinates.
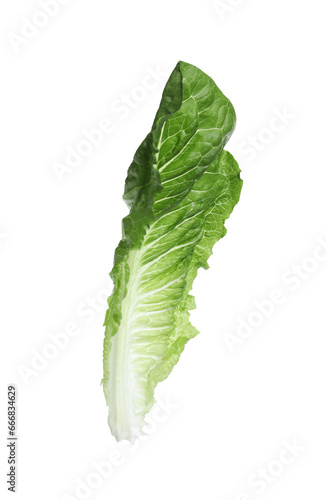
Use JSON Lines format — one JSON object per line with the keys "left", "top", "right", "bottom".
{"left": 103, "top": 61, "right": 242, "bottom": 441}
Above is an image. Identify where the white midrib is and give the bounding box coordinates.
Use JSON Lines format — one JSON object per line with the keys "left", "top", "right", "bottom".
{"left": 108, "top": 125, "right": 167, "bottom": 441}
{"left": 108, "top": 246, "right": 146, "bottom": 441}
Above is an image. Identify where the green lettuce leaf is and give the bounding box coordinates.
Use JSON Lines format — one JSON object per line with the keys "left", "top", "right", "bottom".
{"left": 103, "top": 61, "right": 242, "bottom": 442}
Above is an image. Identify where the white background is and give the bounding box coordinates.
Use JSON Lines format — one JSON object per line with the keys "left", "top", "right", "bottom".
{"left": 1, "top": 1, "right": 326, "bottom": 499}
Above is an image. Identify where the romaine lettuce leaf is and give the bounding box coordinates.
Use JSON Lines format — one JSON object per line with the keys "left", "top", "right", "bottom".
{"left": 103, "top": 61, "right": 242, "bottom": 442}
